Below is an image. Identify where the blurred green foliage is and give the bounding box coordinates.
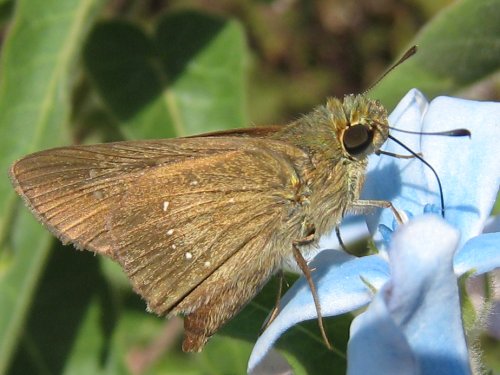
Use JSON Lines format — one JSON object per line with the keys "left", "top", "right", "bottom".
{"left": 0, "top": 0, "right": 499, "bottom": 374}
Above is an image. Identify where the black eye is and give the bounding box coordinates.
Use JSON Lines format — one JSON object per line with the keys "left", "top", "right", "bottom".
{"left": 343, "top": 125, "right": 373, "bottom": 156}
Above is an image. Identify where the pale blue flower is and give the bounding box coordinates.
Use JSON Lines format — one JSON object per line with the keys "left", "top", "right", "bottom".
{"left": 248, "top": 89, "right": 500, "bottom": 374}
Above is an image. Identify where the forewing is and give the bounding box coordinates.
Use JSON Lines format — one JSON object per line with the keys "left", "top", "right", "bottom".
{"left": 108, "top": 144, "right": 306, "bottom": 315}
{"left": 9, "top": 138, "right": 268, "bottom": 256}
{"left": 10, "top": 137, "right": 308, "bottom": 317}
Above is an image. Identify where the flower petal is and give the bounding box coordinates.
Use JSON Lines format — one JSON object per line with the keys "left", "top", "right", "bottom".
{"left": 420, "top": 97, "right": 500, "bottom": 245}
{"left": 363, "top": 89, "right": 430, "bottom": 236}
{"left": 348, "top": 216, "right": 471, "bottom": 375}
{"left": 454, "top": 232, "right": 500, "bottom": 276}
{"left": 348, "top": 290, "right": 419, "bottom": 375}
{"left": 363, "top": 90, "right": 500, "bottom": 246}
{"left": 248, "top": 251, "right": 390, "bottom": 372}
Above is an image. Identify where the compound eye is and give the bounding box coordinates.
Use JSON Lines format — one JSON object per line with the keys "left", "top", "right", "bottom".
{"left": 343, "top": 124, "right": 373, "bottom": 156}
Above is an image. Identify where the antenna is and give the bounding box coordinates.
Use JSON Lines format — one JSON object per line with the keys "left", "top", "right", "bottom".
{"left": 365, "top": 45, "right": 471, "bottom": 218}
{"left": 364, "top": 45, "right": 418, "bottom": 94}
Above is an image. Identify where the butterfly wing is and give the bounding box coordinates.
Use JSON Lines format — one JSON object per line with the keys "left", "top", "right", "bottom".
{"left": 9, "top": 138, "right": 273, "bottom": 256}
{"left": 10, "top": 136, "right": 311, "bottom": 351}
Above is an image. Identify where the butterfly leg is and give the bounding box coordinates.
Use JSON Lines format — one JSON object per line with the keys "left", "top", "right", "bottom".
{"left": 292, "top": 235, "right": 332, "bottom": 350}
{"left": 351, "top": 199, "right": 403, "bottom": 224}
{"left": 260, "top": 271, "right": 285, "bottom": 332}
{"left": 335, "top": 225, "right": 349, "bottom": 252}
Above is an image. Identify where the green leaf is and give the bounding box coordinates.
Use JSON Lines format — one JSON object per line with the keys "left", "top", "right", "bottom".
{"left": 0, "top": 0, "right": 102, "bottom": 373}
{"left": 7, "top": 245, "right": 114, "bottom": 375}
{"left": 84, "top": 10, "right": 248, "bottom": 139}
{"left": 2, "top": 8, "right": 248, "bottom": 375}
{"left": 372, "top": 0, "right": 500, "bottom": 109}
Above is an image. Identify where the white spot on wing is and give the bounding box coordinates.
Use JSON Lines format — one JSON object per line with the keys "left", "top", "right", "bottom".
{"left": 163, "top": 201, "right": 170, "bottom": 212}
{"left": 185, "top": 252, "right": 193, "bottom": 260}
{"left": 228, "top": 197, "right": 235, "bottom": 203}
{"left": 167, "top": 229, "right": 174, "bottom": 236}
{"left": 204, "top": 261, "right": 211, "bottom": 268}
{"left": 190, "top": 180, "right": 199, "bottom": 186}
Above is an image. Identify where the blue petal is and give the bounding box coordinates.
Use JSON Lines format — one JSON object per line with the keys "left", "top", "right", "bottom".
{"left": 348, "top": 289, "right": 419, "bottom": 375}
{"left": 454, "top": 232, "right": 500, "bottom": 276}
{"left": 378, "top": 224, "right": 393, "bottom": 245}
{"left": 363, "top": 90, "right": 500, "bottom": 246}
{"left": 248, "top": 251, "right": 390, "bottom": 372}
{"left": 348, "top": 216, "right": 471, "bottom": 375}
{"left": 364, "top": 89, "right": 430, "bottom": 235}
{"left": 419, "top": 97, "right": 500, "bottom": 245}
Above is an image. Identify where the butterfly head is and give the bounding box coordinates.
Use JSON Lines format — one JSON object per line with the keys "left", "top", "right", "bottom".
{"left": 330, "top": 94, "right": 389, "bottom": 161}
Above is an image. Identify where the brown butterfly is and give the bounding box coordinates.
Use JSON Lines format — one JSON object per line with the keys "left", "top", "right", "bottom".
{"left": 9, "top": 92, "right": 402, "bottom": 352}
